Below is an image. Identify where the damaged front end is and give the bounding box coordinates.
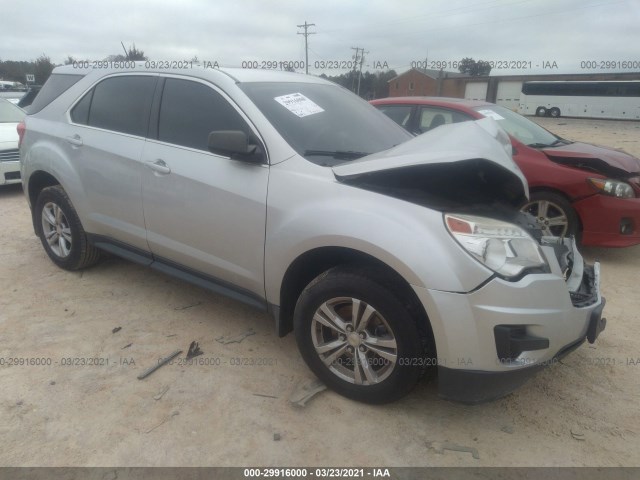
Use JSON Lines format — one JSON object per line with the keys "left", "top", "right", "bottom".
{"left": 538, "top": 235, "right": 606, "bottom": 344}
{"left": 332, "top": 118, "right": 604, "bottom": 319}
{"left": 542, "top": 144, "right": 640, "bottom": 246}
{"left": 333, "top": 118, "right": 600, "bottom": 291}
{"left": 333, "top": 119, "right": 606, "bottom": 402}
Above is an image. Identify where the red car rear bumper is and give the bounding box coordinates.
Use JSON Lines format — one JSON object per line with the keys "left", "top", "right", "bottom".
{"left": 573, "top": 194, "right": 640, "bottom": 247}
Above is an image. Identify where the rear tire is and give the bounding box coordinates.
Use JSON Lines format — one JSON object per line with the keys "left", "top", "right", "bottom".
{"left": 549, "top": 107, "right": 561, "bottom": 118}
{"left": 34, "top": 185, "right": 101, "bottom": 270}
{"left": 535, "top": 106, "right": 547, "bottom": 117}
{"left": 293, "top": 266, "right": 429, "bottom": 404}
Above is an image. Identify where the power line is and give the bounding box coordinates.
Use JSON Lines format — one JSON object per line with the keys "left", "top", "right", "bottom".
{"left": 297, "top": 21, "right": 316, "bottom": 74}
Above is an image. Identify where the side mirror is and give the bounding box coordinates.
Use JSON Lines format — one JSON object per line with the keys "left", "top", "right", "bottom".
{"left": 208, "top": 130, "right": 264, "bottom": 163}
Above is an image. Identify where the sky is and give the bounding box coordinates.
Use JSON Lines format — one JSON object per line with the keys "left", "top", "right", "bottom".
{"left": 2, "top": 0, "right": 639, "bottom": 76}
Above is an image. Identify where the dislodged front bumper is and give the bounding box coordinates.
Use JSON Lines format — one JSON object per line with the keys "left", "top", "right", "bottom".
{"left": 414, "top": 237, "right": 605, "bottom": 404}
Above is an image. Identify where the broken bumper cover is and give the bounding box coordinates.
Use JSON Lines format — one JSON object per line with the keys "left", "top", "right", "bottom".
{"left": 413, "top": 245, "right": 605, "bottom": 404}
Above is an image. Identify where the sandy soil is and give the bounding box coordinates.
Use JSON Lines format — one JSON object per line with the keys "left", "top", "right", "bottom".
{"left": 0, "top": 117, "right": 639, "bottom": 467}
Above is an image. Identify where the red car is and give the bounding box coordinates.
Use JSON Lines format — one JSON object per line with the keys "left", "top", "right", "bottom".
{"left": 371, "top": 97, "right": 640, "bottom": 247}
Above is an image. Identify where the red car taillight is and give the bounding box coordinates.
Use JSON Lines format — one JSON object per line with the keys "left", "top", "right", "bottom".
{"left": 17, "top": 121, "right": 26, "bottom": 148}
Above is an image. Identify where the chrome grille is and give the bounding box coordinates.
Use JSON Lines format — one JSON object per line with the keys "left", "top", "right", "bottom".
{"left": 0, "top": 149, "right": 19, "bottom": 162}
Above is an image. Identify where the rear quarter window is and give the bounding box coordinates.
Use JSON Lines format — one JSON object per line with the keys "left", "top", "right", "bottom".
{"left": 26, "top": 74, "right": 84, "bottom": 114}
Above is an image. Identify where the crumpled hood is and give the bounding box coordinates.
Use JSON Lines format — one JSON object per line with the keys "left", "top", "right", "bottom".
{"left": 543, "top": 141, "right": 640, "bottom": 175}
{"left": 333, "top": 117, "right": 528, "bottom": 192}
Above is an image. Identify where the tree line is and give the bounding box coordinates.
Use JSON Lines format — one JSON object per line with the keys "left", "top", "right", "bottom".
{"left": 0, "top": 55, "right": 57, "bottom": 86}
{"left": 320, "top": 69, "right": 398, "bottom": 99}
{"left": 0, "top": 45, "right": 148, "bottom": 86}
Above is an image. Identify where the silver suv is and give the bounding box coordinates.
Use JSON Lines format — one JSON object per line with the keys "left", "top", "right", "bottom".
{"left": 19, "top": 65, "right": 606, "bottom": 403}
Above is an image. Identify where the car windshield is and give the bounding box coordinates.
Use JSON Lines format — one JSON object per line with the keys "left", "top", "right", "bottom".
{"left": 0, "top": 99, "right": 25, "bottom": 123}
{"left": 473, "top": 105, "right": 565, "bottom": 148}
{"left": 239, "top": 82, "right": 412, "bottom": 165}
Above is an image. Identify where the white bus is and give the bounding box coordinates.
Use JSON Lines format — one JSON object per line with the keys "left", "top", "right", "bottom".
{"left": 518, "top": 80, "right": 640, "bottom": 120}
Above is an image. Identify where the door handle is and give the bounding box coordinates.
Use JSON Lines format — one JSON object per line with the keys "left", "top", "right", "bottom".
{"left": 65, "top": 135, "right": 83, "bottom": 147}
{"left": 146, "top": 159, "right": 171, "bottom": 174}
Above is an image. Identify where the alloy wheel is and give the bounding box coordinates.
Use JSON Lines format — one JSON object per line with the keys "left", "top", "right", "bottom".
{"left": 41, "top": 202, "right": 72, "bottom": 258}
{"left": 522, "top": 199, "right": 569, "bottom": 236}
{"left": 311, "top": 296, "right": 398, "bottom": 385}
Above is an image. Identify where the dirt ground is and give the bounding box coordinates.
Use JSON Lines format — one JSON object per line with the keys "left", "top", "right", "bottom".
{"left": 1, "top": 117, "right": 639, "bottom": 467}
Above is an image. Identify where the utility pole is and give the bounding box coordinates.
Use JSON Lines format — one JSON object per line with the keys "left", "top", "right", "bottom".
{"left": 351, "top": 47, "right": 368, "bottom": 96}
{"left": 350, "top": 47, "right": 361, "bottom": 91}
{"left": 297, "top": 21, "right": 316, "bottom": 74}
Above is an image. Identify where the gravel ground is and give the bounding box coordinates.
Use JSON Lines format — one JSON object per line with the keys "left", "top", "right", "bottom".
{"left": 0, "top": 117, "right": 638, "bottom": 467}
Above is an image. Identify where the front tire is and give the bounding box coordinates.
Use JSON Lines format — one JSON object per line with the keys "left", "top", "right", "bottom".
{"left": 293, "top": 266, "right": 428, "bottom": 404}
{"left": 521, "top": 191, "right": 578, "bottom": 238}
{"left": 34, "top": 185, "right": 101, "bottom": 270}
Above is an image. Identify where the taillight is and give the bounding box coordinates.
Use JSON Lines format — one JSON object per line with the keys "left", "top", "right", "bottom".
{"left": 17, "top": 121, "right": 26, "bottom": 148}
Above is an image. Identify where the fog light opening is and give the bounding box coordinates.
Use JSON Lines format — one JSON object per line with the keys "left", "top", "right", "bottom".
{"left": 620, "top": 218, "right": 634, "bottom": 235}
{"left": 494, "top": 325, "right": 550, "bottom": 363}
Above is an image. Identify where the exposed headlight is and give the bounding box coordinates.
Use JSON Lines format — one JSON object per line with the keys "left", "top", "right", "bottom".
{"left": 588, "top": 178, "right": 635, "bottom": 199}
{"left": 444, "top": 213, "right": 548, "bottom": 279}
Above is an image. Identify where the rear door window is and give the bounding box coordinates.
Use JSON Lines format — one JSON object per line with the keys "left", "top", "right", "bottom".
{"left": 83, "top": 75, "right": 157, "bottom": 137}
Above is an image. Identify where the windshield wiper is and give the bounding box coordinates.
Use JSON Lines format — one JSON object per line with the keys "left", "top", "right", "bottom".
{"left": 528, "top": 138, "right": 572, "bottom": 149}
{"left": 549, "top": 139, "right": 571, "bottom": 146}
{"left": 304, "top": 150, "right": 371, "bottom": 160}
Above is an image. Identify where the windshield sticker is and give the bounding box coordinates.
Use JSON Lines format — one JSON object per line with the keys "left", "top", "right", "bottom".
{"left": 274, "top": 93, "right": 324, "bottom": 118}
{"left": 477, "top": 109, "right": 505, "bottom": 120}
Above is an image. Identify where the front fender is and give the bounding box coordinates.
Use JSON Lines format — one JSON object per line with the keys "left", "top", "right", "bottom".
{"left": 264, "top": 158, "right": 494, "bottom": 305}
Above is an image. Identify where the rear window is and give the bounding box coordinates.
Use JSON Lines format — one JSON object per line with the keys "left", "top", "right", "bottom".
{"left": 27, "top": 74, "right": 84, "bottom": 114}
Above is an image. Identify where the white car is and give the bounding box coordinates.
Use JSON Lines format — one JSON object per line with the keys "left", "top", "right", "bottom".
{"left": 0, "top": 91, "right": 25, "bottom": 105}
{"left": 0, "top": 98, "right": 25, "bottom": 185}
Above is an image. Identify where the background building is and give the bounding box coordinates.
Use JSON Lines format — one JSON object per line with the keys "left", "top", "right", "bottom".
{"left": 388, "top": 68, "right": 640, "bottom": 110}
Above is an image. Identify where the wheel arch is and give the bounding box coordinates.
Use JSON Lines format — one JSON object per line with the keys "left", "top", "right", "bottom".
{"left": 27, "top": 170, "right": 62, "bottom": 233}
{"left": 274, "top": 246, "right": 436, "bottom": 358}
